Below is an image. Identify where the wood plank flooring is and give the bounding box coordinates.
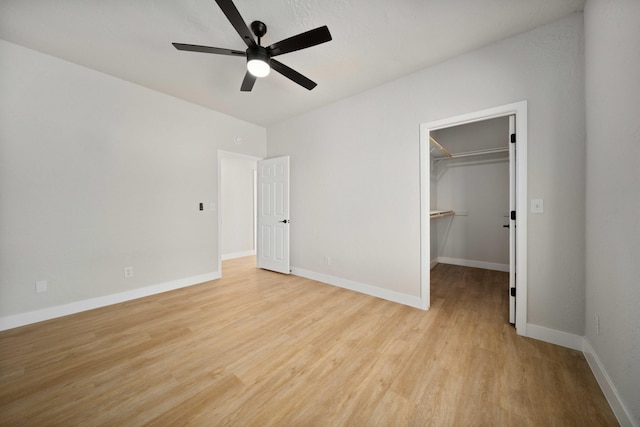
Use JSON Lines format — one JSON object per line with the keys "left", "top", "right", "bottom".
{"left": 0, "top": 258, "right": 617, "bottom": 426}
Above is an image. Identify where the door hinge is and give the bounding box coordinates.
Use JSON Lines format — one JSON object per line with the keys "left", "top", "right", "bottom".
{"left": 511, "top": 210, "right": 516, "bottom": 220}
{"left": 510, "top": 133, "right": 516, "bottom": 143}
{"left": 510, "top": 287, "right": 516, "bottom": 297}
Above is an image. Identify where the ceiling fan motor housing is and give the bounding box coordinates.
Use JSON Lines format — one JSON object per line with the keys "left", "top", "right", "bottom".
{"left": 247, "top": 46, "right": 271, "bottom": 77}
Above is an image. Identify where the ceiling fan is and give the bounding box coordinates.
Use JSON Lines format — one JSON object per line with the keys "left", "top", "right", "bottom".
{"left": 172, "top": 0, "right": 332, "bottom": 92}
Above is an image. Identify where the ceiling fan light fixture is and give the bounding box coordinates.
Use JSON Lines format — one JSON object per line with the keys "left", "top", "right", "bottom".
{"left": 172, "top": 1, "right": 332, "bottom": 91}
{"left": 247, "top": 48, "right": 270, "bottom": 77}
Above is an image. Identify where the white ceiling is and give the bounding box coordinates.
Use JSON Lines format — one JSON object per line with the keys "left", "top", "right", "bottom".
{"left": 0, "top": 0, "right": 584, "bottom": 126}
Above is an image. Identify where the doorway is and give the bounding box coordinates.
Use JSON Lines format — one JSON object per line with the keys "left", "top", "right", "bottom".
{"left": 419, "top": 101, "right": 528, "bottom": 335}
{"left": 218, "top": 150, "right": 262, "bottom": 273}
{"left": 430, "top": 117, "right": 510, "bottom": 271}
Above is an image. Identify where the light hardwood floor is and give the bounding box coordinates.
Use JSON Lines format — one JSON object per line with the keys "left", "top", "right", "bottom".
{"left": 1, "top": 257, "right": 617, "bottom": 426}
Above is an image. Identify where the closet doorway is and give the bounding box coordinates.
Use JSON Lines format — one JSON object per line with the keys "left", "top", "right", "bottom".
{"left": 419, "top": 101, "right": 528, "bottom": 334}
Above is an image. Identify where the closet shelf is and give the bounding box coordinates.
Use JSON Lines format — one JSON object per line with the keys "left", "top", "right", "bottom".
{"left": 430, "top": 133, "right": 509, "bottom": 162}
{"left": 445, "top": 147, "right": 509, "bottom": 159}
{"left": 430, "top": 210, "right": 455, "bottom": 219}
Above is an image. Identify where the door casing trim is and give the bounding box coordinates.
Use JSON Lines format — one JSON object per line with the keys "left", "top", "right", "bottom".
{"left": 419, "top": 100, "right": 528, "bottom": 335}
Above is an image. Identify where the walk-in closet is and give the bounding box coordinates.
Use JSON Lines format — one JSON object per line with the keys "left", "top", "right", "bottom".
{"left": 429, "top": 117, "right": 510, "bottom": 273}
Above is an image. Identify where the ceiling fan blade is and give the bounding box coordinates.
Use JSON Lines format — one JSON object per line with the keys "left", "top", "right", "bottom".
{"left": 214, "top": 0, "right": 256, "bottom": 48}
{"left": 271, "top": 59, "right": 317, "bottom": 90}
{"left": 172, "top": 43, "right": 245, "bottom": 56}
{"left": 267, "top": 26, "right": 332, "bottom": 57}
{"left": 240, "top": 71, "right": 257, "bottom": 92}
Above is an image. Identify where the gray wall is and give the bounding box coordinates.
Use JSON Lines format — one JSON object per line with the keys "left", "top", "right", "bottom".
{"left": 584, "top": 0, "right": 640, "bottom": 423}
{"left": 268, "top": 13, "right": 585, "bottom": 335}
{"left": 434, "top": 158, "right": 509, "bottom": 268}
{"left": 0, "top": 40, "right": 266, "bottom": 321}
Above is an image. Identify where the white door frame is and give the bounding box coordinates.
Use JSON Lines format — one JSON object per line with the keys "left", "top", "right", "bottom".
{"left": 217, "top": 150, "right": 263, "bottom": 274}
{"left": 419, "top": 101, "right": 528, "bottom": 335}
{"left": 508, "top": 115, "right": 517, "bottom": 324}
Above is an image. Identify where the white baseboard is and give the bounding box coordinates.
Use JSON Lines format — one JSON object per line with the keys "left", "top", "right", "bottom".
{"left": 526, "top": 323, "right": 583, "bottom": 351}
{"left": 430, "top": 258, "right": 438, "bottom": 270}
{"left": 291, "top": 267, "right": 424, "bottom": 310}
{"left": 0, "top": 271, "right": 221, "bottom": 331}
{"left": 437, "top": 257, "right": 509, "bottom": 272}
{"left": 525, "top": 326, "right": 635, "bottom": 426}
{"left": 222, "top": 250, "right": 255, "bottom": 260}
{"left": 582, "top": 339, "right": 636, "bottom": 427}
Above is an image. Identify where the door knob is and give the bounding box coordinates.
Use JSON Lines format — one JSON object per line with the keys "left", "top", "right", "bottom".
{"left": 279, "top": 219, "right": 289, "bottom": 224}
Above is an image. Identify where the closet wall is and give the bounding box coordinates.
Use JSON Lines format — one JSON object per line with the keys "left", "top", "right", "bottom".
{"left": 430, "top": 117, "right": 510, "bottom": 271}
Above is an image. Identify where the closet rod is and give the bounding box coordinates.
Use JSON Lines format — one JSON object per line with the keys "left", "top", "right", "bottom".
{"left": 449, "top": 147, "right": 509, "bottom": 159}
{"left": 433, "top": 147, "right": 509, "bottom": 161}
{"left": 429, "top": 136, "right": 452, "bottom": 158}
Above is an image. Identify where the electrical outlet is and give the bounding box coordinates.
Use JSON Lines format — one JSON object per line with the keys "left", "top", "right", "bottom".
{"left": 35, "top": 280, "right": 48, "bottom": 293}
{"left": 324, "top": 256, "right": 331, "bottom": 266}
{"left": 595, "top": 314, "right": 600, "bottom": 335}
{"left": 124, "top": 266, "right": 134, "bottom": 279}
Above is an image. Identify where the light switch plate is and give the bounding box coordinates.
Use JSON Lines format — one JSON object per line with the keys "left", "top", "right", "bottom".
{"left": 531, "top": 198, "right": 544, "bottom": 214}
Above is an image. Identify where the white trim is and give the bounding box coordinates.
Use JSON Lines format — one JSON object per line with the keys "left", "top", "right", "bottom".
{"left": 514, "top": 102, "right": 528, "bottom": 336}
{"left": 419, "top": 124, "right": 431, "bottom": 310}
{"left": 582, "top": 339, "right": 637, "bottom": 427}
{"left": 217, "top": 150, "right": 263, "bottom": 162}
{"left": 525, "top": 323, "right": 583, "bottom": 351}
{"left": 436, "top": 257, "right": 509, "bottom": 272}
{"left": 523, "top": 327, "right": 635, "bottom": 426}
{"left": 291, "top": 267, "right": 423, "bottom": 310}
{"left": 222, "top": 250, "right": 256, "bottom": 260}
{"left": 420, "top": 100, "right": 528, "bottom": 332}
{"left": 0, "top": 272, "right": 220, "bottom": 331}
{"left": 217, "top": 152, "right": 223, "bottom": 274}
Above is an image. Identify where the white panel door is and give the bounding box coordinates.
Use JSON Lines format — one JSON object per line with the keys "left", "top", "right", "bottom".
{"left": 508, "top": 115, "right": 517, "bottom": 324}
{"left": 256, "top": 156, "right": 290, "bottom": 274}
